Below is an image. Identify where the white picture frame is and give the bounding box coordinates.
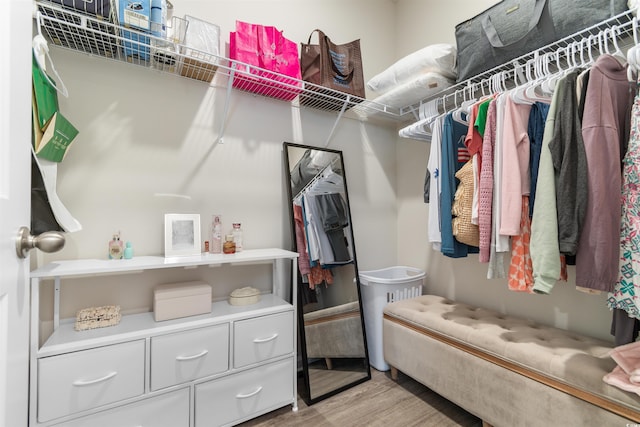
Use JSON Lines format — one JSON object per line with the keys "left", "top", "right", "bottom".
{"left": 164, "top": 213, "right": 201, "bottom": 257}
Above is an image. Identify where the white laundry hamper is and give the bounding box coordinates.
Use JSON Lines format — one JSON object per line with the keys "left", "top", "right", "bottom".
{"left": 359, "top": 266, "right": 425, "bottom": 371}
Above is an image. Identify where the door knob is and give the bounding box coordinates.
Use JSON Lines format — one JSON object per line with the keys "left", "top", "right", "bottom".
{"left": 15, "top": 226, "right": 65, "bottom": 259}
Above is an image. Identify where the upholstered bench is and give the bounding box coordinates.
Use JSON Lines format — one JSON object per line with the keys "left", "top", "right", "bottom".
{"left": 383, "top": 295, "right": 640, "bottom": 426}
{"left": 303, "top": 301, "right": 365, "bottom": 369}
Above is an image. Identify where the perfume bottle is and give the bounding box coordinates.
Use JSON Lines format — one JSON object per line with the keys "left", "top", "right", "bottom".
{"left": 211, "top": 215, "right": 222, "bottom": 254}
{"left": 223, "top": 235, "right": 236, "bottom": 254}
{"left": 108, "top": 232, "right": 124, "bottom": 259}
{"left": 123, "top": 241, "right": 133, "bottom": 259}
{"left": 232, "top": 223, "right": 243, "bottom": 252}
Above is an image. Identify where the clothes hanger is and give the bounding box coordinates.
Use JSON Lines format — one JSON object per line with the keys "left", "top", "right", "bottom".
{"left": 586, "top": 34, "right": 597, "bottom": 66}
{"left": 510, "top": 57, "right": 536, "bottom": 104}
{"left": 452, "top": 84, "right": 475, "bottom": 124}
{"left": 398, "top": 98, "right": 442, "bottom": 140}
{"left": 608, "top": 25, "right": 627, "bottom": 66}
{"left": 541, "top": 44, "right": 571, "bottom": 93}
{"left": 598, "top": 29, "right": 609, "bottom": 56}
{"left": 33, "top": 11, "right": 69, "bottom": 98}
{"left": 399, "top": 101, "right": 429, "bottom": 139}
{"left": 524, "top": 52, "right": 553, "bottom": 103}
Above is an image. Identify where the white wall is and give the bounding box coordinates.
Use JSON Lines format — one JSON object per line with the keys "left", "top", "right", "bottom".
{"left": 394, "top": 0, "right": 614, "bottom": 342}
{"left": 37, "top": 0, "right": 398, "bottom": 321}
{"left": 36, "top": 0, "right": 616, "bottom": 343}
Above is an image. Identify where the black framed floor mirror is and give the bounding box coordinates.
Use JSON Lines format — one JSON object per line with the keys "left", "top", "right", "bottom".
{"left": 283, "top": 142, "right": 371, "bottom": 405}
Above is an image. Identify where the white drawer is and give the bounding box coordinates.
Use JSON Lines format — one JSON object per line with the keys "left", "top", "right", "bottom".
{"left": 52, "top": 388, "right": 190, "bottom": 427}
{"left": 38, "top": 340, "right": 145, "bottom": 423}
{"left": 151, "top": 324, "right": 229, "bottom": 391}
{"left": 194, "top": 357, "right": 294, "bottom": 427}
{"left": 233, "top": 311, "right": 293, "bottom": 368}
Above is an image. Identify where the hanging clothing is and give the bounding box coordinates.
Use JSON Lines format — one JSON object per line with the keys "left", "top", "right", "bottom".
{"left": 301, "top": 195, "right": 324, "bottom": 264}
{"left": 508, "top": 196, "right": 533, "bottom": 292}
{"left": 576, "top": 54, "right": 634, "bottom": 292}
{"left": 469, "top": 99, "right": 490, "bottom": 224}
{"left": 527, "top": 102, "right": 550, "bottom": 218}
{"left": 493, "top": 93, "right": 511, "bottom": 254}
{"left": 531, "top": 76, "right": 564, "bottom": 295}
{"left": 426, "top": 115, "right": 444, "bottom": 251}
{"left": 452, "top": 160, "right": 479, "bottom": 247}
{"left": 316, "top": 192, "right": 351, "bottom": 262}
{"left": 487, "top": 95, "right": 508, "bottom": 279}
{"left": 479, "top": 100, "right": 497, "bottom": 263}
{"left": 465, "top": 101, "right": 484, "bottom": 158}
{"left": 500, "top": 95, "right": 532, "bottom": 236}
{"left": 548, "top": 69, "right": 588, "bottom": 257}
{"left": 440, "top": 112, "right": 478, "bottom": 258}
{"left": 293, "top": 203, "right": 312, "bottom": 276}
{"left": 611, "top": 308, "right": 640, "bottom": 346}
{"left": 608, "top": 85, "right": 640, "bottom": 319}
{"left": 294, "top": 202, "right": 334, "bottom": 289}
{"left": 475, "top": 99, "right": 492, "bottom": 138}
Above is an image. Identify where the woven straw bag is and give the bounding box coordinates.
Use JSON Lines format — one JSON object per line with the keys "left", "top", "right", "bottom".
{"left": 452, "top": 160, "right": 479, "bottom": 247}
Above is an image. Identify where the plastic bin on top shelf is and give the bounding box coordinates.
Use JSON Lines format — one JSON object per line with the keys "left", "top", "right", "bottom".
{"left": 359, "top": 266, "right": 425, "bottom": 371}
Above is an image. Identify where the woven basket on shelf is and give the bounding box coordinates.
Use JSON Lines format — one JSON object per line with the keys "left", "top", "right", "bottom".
{"left": 75, "top": 305, "right": 122, "bottom": 331}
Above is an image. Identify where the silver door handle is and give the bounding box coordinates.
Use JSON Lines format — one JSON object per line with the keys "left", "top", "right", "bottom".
{"left": 15, "top": 226, "right": 65, "bottom": 258}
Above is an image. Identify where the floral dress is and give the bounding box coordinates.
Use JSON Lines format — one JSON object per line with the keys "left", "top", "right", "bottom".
{"left": 608, "top": 90, "right": 640, "bottom": 318}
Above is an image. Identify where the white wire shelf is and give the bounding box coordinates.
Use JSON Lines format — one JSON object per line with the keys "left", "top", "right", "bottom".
{"left": 34, "top": 0, "right": 412, "bottom": 125}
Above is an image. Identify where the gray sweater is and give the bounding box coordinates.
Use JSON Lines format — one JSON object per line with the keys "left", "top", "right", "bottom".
{"left": 548, "top": 69, "right": 587, "bottom": 257}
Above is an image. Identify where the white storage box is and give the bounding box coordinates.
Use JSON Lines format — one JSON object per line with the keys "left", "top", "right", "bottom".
{"left": 359, "top": 266, "right": 425, "bottom": 371}
{"left": 153, "top": 281, "right": 212, "bottom": 322}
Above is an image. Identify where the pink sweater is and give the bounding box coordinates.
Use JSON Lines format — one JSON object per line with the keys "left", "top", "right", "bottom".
{"left": 500, "top": 96, "right": 532, "bottom": 236}
{"left": 479, "top": 100, "right": 497, "bottom": 263}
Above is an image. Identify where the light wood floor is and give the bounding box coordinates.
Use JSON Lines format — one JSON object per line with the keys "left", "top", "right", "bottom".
{"left": 239, "top": 368, "right": 482, "bottom": 427}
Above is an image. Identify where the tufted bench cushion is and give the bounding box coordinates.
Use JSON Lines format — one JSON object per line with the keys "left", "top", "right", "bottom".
{"left": 383, "top": 295, "right": 640, "bottom": 426}
{"left": 303, "top": 301, "right": 365, "bottom": 360}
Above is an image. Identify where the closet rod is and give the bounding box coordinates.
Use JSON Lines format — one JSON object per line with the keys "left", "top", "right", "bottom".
{"left": 404, "top": 8, "right": 636, "bottom": 116}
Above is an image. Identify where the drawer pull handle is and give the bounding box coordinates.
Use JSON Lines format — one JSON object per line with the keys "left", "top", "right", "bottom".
{"left": 253, "top": 333, "right": 278, "bottom": 343}
{"left": 72, "top": 371, "right": 117, "bottom": 386}
{"left": 176, "top": 350, "right": 209, "bottom": 361}
{"left": 236, "top": 386, "right": 263, "bottom": 399}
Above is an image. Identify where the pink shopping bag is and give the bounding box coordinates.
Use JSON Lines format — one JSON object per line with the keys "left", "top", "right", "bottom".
{"left": 229, "top": 20, "right": 302, "bottom": 101}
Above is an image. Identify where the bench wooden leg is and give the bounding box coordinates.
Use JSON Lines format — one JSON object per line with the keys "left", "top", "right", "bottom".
{"left": 390, "top": 366, "right": 398, "bottom": 381}
{"left": 325, "top": 358, "right": 333, "bottom": 370}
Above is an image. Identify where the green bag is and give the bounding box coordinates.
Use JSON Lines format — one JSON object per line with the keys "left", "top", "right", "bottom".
{"left": 32, "top": 54, "right": 59, "bottom": 130}
{"left": 36, "top": 112, "right": 79, "bottom": 163}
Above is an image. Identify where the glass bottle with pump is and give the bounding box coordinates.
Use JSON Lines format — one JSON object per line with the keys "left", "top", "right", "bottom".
{"left": 232, "top": 223, "right": 243, "bottom": 252}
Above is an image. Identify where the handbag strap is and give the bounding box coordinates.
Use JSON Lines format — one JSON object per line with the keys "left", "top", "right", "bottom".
{"left": 306, "top": 29, "right": 325, "bottom": 45}
{"left": 481, "top": 0, "right": 553, "bottom": 48}
{"left": 305, "top": 29, "right": 358, "bottom": 80}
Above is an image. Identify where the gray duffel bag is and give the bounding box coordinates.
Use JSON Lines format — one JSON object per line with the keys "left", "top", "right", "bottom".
{"left": 455, "top": 0, "right": 628, "bottom": 83}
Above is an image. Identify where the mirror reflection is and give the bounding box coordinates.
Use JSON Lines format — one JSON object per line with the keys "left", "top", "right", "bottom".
{"left": 283, "top": 142, "right": 370, "bottom": 404}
